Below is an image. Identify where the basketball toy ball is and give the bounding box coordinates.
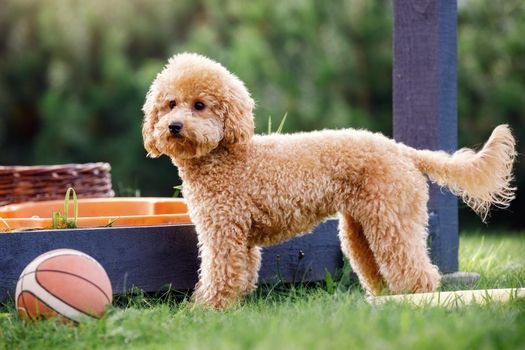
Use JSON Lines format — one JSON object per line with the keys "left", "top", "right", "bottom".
{"left": 15, "top": 249, "right": 112, "bottom": 323}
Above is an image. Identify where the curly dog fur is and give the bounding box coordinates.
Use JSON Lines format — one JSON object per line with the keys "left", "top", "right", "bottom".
{"left": 142, "top": 53, "right": 517, "bottom": 309}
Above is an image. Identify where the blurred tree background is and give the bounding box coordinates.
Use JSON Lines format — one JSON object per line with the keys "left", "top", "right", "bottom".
{"left": 0, "top": 0, "right": 523, "bottom": 231}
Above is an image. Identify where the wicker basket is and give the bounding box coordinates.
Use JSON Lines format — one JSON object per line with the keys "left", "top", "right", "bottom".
{"left": 0, "top": 163, "right": 114, "bottom": 206}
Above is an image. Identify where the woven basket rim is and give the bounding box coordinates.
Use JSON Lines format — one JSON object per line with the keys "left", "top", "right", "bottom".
{"left": 0, "top": 162, "right": 111, "bottom": 172}
{"left": 0, "top": 162, "right": 114, "bottom": 206}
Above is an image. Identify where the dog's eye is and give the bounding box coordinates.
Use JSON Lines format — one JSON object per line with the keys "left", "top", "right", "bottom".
{"left": 194, "top": 101, "right": 205, "bottom": 111}
{"left": 169, "top": 100, "right": 176, "bottom": 110}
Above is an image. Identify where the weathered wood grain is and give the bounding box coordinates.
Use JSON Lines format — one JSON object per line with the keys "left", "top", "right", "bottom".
{"left": 393, "top": 0, "right": 458, "bottom": 273}
{"left": 0, "top": 219, "right": 342, "bottom": 300}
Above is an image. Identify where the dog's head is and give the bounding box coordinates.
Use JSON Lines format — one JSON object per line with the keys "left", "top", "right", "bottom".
{"left": 142, "top": 53, "right": 255, "bottom": 160}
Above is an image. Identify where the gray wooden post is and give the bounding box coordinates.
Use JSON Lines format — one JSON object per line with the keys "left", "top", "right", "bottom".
{"left": 393, "top": 0, "right": 458, "bottom": 273}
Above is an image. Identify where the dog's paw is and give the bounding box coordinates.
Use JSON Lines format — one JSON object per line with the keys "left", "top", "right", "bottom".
{"left": 412, "top": 266, "right": 441, "bottom": 293}
{"left": 192, "top": 285, "right": 239, "bottom": 310}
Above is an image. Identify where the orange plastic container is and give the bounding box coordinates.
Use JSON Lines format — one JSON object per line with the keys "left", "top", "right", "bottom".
{"left": 0, "top": 198, "right": 191, "bottom": 230}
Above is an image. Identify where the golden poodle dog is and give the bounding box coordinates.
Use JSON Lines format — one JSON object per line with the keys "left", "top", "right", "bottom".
{"left": 142, "top": 52, "right": 516, "bottom": 309}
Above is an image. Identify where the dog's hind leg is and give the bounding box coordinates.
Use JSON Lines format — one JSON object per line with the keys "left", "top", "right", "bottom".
{"left": 349, "top": 166, "right": 442, "bottom": 294}
{"left": 338, "top": 213, "right": 385, "bottom": 295}
{"left": 241, "top": 245, "right": 261, "bottom": 296}
{"left": 353, "top": 198, "right": 441, "bottom": 294}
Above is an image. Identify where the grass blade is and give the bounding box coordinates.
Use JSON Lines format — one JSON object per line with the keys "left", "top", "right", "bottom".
{"left": 61, "top": 187, "right": 78, "bottom": 229}
{"left": 63, "top": 188, "right": 71, "bottom": 219}
{"left": 72, "top": 188, "right": 78, "bottom": 224}
{"left": 51, "top": 211, "right": 59, "bottom": 229}
{"left": 324, "top": 269, "right": 334, "bottom": 294}
{"left": 276, "top": 112, "right": 287, "bottom": 134}
{"left": 173, "top": 184, "right": 184, "bottom": 197}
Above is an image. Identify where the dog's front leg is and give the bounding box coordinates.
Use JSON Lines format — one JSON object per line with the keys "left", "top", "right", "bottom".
{"left": 192, "top": 220, "right": 251, "bottom": 309}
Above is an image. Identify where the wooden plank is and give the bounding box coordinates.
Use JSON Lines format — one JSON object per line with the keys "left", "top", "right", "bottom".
{"left": 259, "top": 219, "right": 342, "bottom": 283}
{"left": 368, "top": 288, "right": 525, "bottom": 308}
{"left": 393, "top": 0, "right": 458, "bottom": 273}
{"left": 0, "top": 225, "right": 201, "bottom": 298}
{"left": 0, "top": 219, "right": 342, "bottom": 300}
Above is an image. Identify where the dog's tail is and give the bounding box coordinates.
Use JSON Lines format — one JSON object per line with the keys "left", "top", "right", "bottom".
{"left": 409, "top": 124, "right": 516, "bottom": 222}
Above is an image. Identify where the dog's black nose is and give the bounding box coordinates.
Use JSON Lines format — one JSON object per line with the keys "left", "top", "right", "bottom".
{"left": 169, "top": 122, "right": 183, "bottom": 135}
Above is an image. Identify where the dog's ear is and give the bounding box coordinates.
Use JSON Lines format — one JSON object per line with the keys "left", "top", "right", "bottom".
{"left": 142, "top": 88, "right": 162, "bottom": 158}
{"left": 220, "top": 88, "right": 255, "bottom": 145}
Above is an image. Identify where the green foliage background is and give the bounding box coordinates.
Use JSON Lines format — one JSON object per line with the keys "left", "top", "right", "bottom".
{"left": 0, "top": 0, "right": 523, "bottom": 230}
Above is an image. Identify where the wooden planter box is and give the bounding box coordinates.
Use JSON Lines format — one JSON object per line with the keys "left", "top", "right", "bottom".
{"left": 0, "top": 219, "right": 342, "bottom": 301}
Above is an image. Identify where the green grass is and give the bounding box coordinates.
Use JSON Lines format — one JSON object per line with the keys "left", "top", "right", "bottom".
{"left": 1, "top": 233, "right": 524, "bottom": 350}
